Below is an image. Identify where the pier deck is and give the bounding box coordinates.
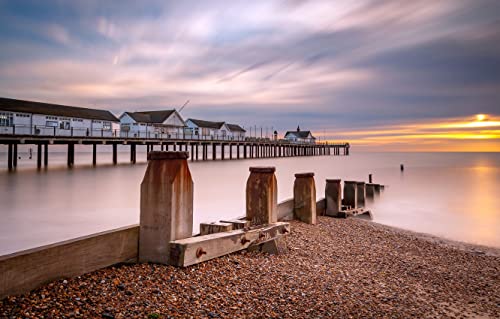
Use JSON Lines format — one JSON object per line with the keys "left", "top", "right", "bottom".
{"left": 0, "top": 134, "right": 350, "bottom": 170}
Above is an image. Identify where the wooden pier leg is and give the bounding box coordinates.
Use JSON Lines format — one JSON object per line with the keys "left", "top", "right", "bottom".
{"left": 67, "top": 143, "right": 74, "bottom": 168}
{"left": 8, "top": 143, "right": 13, "bottom": 170}
{"left": 13, "top": 144, "right": 17, "bottom": 168}
{"left": 191, "top": 144, "right": 194, "bottom": 161}
{"left": 246, "top": 167, "right": 278, "bottom": 226}
{"left": 173, "top": 143, "right": 177, "bottom": 151}
{"left": 139, "top": 151, "right": 193, "bottom": 264}
{"left": 93, "top": 144, "right": 97, "bottom": 166}
{"left": 196, "top": 144, "right": 199, "bottom": 161}
{"left": 325, "top": 179, "right": 342, "bottom": 217}
{"left": 237, "top": 144, "right": 240, "bottom": 159}
{"left": 229, "top": 144, "right": 232, "bottom": 159}
{"left": 212, "top": 143, "right": 217, "bottom": 161}
{"left": 43, "top": 144, "right": 48, "bottom": 167}
{"left": 130, "top": 144, "right": 136, "bottom": 164}
{"left": 343, "top": 181, "right": 358, "bottom": 209}
{"left": 112, "top": 144, "right": 117, "bottom": 165}
{"left": 221, "top": 144, "right": 225, "bottom": 160}
{"left": 356, "top": 182, "right": 366, "bottom": 208}
{"left": 294, "top": 173, "right": 317, "bottom": 224}
{"left": 36, "top": 144, "right": 41, "bottom": 169}
{"left": 244, "top": 144, "right": 247, "bottom": 159}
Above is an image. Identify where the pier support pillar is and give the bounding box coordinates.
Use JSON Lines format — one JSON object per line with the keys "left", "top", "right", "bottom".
{"left": 195, "top": 144, "right": 199, "bottom": 161}
{"left": 139, "top": 151, "right": 193, "bottom": 264}
{"left": 112, "top": 144, "right": 117, "bottom": 165}
{"left": 212, "top": 144, "right": 216, "bottom": 161}
{"left": 325, "top": 179, "right": 342, "bottom": 217}
{"left": 293, "top": 173, "right": 317, "bottom": 224}
{"left": 36, "top": 144, "right": 42, "bottom": 169}
{"left": 8, "top": 143, "right": 13, "bottom": 170}
{"left": 130, "top": 144, "right": 136, "bottom": 164}
{"left": 221, "top": 144, "right": 225, "bottom": 160}
{"left": 92, "top": 144, "right": 97, "bottom": 166}
{"left": 229, "top": 144, "right": 233, "bottom": 159}
{"left": 43, "top": 144, "right": 48, "bottom": 167}
{"left": 356, "top": 182, "right": 366, "bottom": 208}
{"left": 343, "top": 181, "right": 358, "bottom": 209}
{"left": 12, "top": 144, "right": 17, "bottom": 168}
{"left": 243, "top": 144, "right": 247, "bottom": 158}
{"left": 246, "top": 167, "right": 278, "bottom": 226}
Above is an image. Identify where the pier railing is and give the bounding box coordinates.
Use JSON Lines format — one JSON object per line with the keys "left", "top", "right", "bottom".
{"left": 0, "top": 124, "right": 341, "bottom": 145}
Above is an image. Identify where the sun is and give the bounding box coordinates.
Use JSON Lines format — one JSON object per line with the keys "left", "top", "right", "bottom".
{"left": 476, "top": 114, "right": 487, "bottom": 121}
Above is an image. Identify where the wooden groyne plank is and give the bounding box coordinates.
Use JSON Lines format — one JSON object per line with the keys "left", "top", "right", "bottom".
{"left": 170, "top": 222, "right": 290, "bottom": 267}
{"left": 0, "top": 225, "right": 139, "bottom": 300}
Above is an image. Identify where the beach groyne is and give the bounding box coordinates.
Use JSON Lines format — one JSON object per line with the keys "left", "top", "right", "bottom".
{"left": 0, "top": 151, "right": 380, "bottom": 299}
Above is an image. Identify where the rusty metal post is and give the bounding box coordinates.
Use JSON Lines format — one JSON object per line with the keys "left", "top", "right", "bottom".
{"left": 343, "top": 181, "right": 358, "bottom": 209}
{"left": 139, "top": 151, "right": 193, "bottom": 264}
{"left": 325, "top": 179, "right": 342, "bottom": 217}
{"left": 356, "top": 181, "right": 365, "bottom": 208}
{"left": 293, "top": 173, "right": 317, "bottom": 224}
{"left": 246, "top": 167, "right": 278, "bottom": 226}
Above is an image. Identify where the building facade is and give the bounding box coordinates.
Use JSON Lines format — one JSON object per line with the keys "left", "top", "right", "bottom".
{"left": 119, "top": 110, "right": 186, "bottom": 138}
{"left": 186, "top": 119, "right": 246, "bottom": 140}
{"left": 284, "top": 126, "right": 316, "bottom": 144}
{"left": 0, "top": 97, "right": 119, "bottom": 137}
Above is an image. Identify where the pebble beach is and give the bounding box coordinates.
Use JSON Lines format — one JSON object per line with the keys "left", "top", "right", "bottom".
{"left": 1, "top": 217, "right": 499, "bottom": 319}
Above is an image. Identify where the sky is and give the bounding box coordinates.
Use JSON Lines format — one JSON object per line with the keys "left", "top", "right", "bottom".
{"left": 0, "top": 0, "right": 499, "bottom": 151}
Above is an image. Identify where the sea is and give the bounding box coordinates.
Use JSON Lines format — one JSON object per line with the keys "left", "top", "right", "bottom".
{"left": 0, "top": 147, "right": 499, "bottom": 255}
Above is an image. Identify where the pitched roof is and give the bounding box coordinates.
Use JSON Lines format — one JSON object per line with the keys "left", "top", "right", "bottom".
{"left": 124, "top": 110, "right": 176, "bottom": 124}
{"left": 226, "top": 124, "right": 246, "bottom": 132}
{"left": 187, "top": 118, "right": 225, "bottom": 129}
{"left": 284, "top": 130, "right": 315, "bottom": 139}
{"left": 0, "top": 97, "right": 119, "bottom": 122}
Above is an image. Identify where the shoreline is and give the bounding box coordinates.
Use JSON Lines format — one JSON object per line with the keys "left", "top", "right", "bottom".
{"left": 2, "top": 216, "right": 499, "bottom": 318}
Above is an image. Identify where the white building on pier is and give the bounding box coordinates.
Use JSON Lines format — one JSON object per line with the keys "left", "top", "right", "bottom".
{"left": 0, "top": 97, "right": 119, "bottom": 137}
{"left": 186, "top": 118, "right": 246, "bottom": 140}
{"left": 119, "top": 110, "right": 186, "bottom": 138}
{"left": 284, "top": 126, "right": 316, "bottom": 144}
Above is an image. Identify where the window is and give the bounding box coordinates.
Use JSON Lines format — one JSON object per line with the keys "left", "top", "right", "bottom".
{"left": 46, "top": 116, "right": 58, "bottom": 120}
{"left": 0, "top": 112, "right": 13, "bottom": 126}
{"left": 46, "top": 120, "right": 58, "bottom": 127}
{"left": 103, "top": 122, "right": 111, "bottom": 130}
{"left": 16, "top": 113, "right": 30, "bottom": 118}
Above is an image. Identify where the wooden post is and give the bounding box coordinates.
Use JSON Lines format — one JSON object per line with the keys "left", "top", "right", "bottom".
{"left": 343, "top": 181, "right": 357, "bottom": 209}
{"left": 67, "top": 143, "right": 74, "bottom": 168}
{"left": 221, "top": 144, "right": 225, "bottom": 160}
{"left": 229, "top": 144, "right": 232, "bottom": 159}
{"left": 356, "top": 182, "right": 365, "bottom": 208}
{"left": 293, "top": 173, "right": 317, "bottom": 224}
{"left": 43, "top": 144, "right": 48, "bottom": 167}
{"left": 93, "top": 144, "right": 97, "bottom": 166}
{"left": 243, "top": 144, "right": 247, "bottom": 159}
{"left": 246, "top": 167, "right": 278, "bottom": 226}
{"left": 36, "top": 144, "right": 41, "bottom": 169}
{"left": 190, "top": 144, "right": 194, "bottom": 161}
{"left": 139, "top": 151, "right": 193, "bottom": 264}
{"left": 374, "top": 184, "right": 381, "bottom": 196}
{"left": 196, "top": 144, "right": 199, "bottom": 161}
{"left": 212, "top": 143, "right": 216, "bottom": 161}
{"left": 130, "top": 144, "right": 136, "bottom": 164}
{"left": 366, "top": 183, "right": 375, "bottom": 200}
{"left": 12, "top": 144, "right": 17, "bottom": 168}
{"left": 8, "top": 143, "right": 13, "bottom": 170}
{"left": 325, "top": 179, "right": 342, "bottom": 217}
{"left": 112, "top": 144, "right": 117, "bottom": 165}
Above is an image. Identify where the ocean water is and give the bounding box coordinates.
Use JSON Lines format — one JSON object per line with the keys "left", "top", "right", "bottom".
{"left": 0, "top": 149, "right": 499, "bottom": 255}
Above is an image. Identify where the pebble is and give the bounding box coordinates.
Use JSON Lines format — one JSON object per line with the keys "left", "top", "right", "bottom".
{"left": 1, "top": 217, "right": 499, "bottom": 318}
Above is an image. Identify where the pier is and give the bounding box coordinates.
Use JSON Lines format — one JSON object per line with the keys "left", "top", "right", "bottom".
{"left": 0, "top": 133, "right": 350, "bottom": 170}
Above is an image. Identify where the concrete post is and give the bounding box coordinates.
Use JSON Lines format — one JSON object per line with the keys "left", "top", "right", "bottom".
{"left": 366, "top": 183, "right": 375, "bottom": 200}
{"left": 343, "top": 181, "right": 358, "bottom": 209}
{"left": 356, "top": 182, "right": 366, "bottom": 208}
{"left": 293, "top": 173, "right": 317, "bottom": 224}
{"left": 325, "top": 179, "right": 342, "bottom": 217}
{"left": 246, "top": 167, "right": 278, "bottom": 226}
{"left": 139, "top": 151, "right": 193, "bottom": 264}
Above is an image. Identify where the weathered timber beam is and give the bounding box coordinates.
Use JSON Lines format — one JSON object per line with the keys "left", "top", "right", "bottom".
{"left": 169, "top": 222, "right": 290, "bottom": 267}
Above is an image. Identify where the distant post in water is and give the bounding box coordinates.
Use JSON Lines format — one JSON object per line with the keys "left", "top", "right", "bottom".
{"left": 325, "top": 179, "right": 342, "bottom": 217}
{"left": 246, "top": 167, "right": 278, "bottom": 226}
{"left": 356, "top": 182, "right": 366, "bottom": 208}
{"left": 139, "top": 151, "right": 193, "bottom": 264}
{"left": 343, "top": 181, "right": 358, "bottom": 209}
{"left": 368, "top": 174, "right": 372, "bottom": 183}
{"left": 293, "top": 173, "right": 317, "bottom": 224}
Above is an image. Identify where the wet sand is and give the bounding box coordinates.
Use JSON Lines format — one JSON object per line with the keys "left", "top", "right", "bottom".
{"left": 1, "top": 217, "right": 499, "bottom": 318}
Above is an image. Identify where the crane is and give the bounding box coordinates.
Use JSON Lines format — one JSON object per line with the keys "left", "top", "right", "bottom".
{"left": 178, "top": 100, "right": 190, "bottom": 113}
